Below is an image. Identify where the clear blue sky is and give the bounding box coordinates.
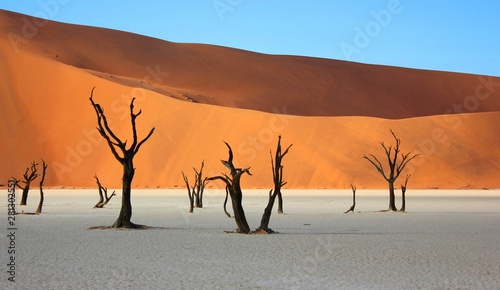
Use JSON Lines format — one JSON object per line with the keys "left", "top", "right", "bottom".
{"left": 2, "top": 1, "right": 500, "bottom": 76}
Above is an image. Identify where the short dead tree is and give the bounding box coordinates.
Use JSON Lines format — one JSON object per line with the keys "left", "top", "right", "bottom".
{"left": 93, "top": 174, "right": 116, "bottom": 208}
{"left": 363, "top": 130, "right": 420, "bottom": 211}
{"left": 181, "top": 172, "right": 196, "bottom": 213}
{"left": 344, "top": 184, "right": 356, "bottom": 214}
{"left": 193, "top": 161, "right": 208, "bottom": 208}
{"left": 400, "top": 174, "right": 411, "bottom": 212}
{"left": 17, "top": 161, "right": 39, "bottom": 206}
{"left": 182, "top": 161, "right": 208, "bottom": 213}
{"left": 90, "top": 88, "right": 155, "bottom": 229}
{"left": 256, "top": 135, "right": 292, "bottom": 233}
{"left": 35, "top": 159, "right": 47, "bottom": 214}
{"left": 208, "top": 142, "right": 252, "bottom": 234}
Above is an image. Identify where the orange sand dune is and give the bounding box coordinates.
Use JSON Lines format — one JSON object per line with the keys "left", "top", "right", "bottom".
{"left": 2, "top": 10, "right": 500, "bottom": 119}
{"left": 1, "top": 10, "right": 499, "bottom": 189}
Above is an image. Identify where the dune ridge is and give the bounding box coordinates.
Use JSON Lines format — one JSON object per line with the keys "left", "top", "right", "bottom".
{"left": 1, "top": 9, "right": 499, "bottom": 189}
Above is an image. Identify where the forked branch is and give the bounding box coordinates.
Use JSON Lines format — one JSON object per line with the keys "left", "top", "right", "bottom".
{"left": 89, "top": 87, "right": 155, "bottom": 163}
{"left": 93, "top": 174, "right": 116, "bottom": 208}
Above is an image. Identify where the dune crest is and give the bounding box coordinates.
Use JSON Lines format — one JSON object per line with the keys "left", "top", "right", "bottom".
{"left": 1, "top": 10, "right": 499, "bottom": 189}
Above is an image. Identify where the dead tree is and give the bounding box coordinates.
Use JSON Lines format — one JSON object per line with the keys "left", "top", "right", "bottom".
{"left": 18, "top": 161, "right": 39, "bottom": 206}
{"left": 363, "top": 130, "right": 420, "bottom": 211}
{"left": 208, "top": 142, "right": 252, "bottom": 233}
{"left": 257, "top": 136, "right": 292, "bottom": 233}
{"left": 90, "top": 88, "right": 155, "bottom": 228}
{"left": 182, "top": 160, "right": 208, "bottom": 213}
{"left": 181, "top": 171, "right": 196, "bottom": 213}
{"left": 400, "top": 174, "right": 411, "bottom": 212}
{"left": 344, "top": 184, "right": 356, "bottom": 214}
{"left": 35, "top": 159, "right": 47, "bottom": 214}
{"left": 193, "top": 161, "right": 208, "bottom": 208}
{"left": 93, "top": 174, "right": 116, "bottom": 208}
{"left": 275, "top": 139, "right": 288, "bottom": 214}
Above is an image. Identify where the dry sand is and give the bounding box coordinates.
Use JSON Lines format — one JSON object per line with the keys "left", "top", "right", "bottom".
{"left": 2, "top": 189, "right": 499, "bottom": 289}
{"left": 1, "top": 9, "right": 500, "bottom": 189}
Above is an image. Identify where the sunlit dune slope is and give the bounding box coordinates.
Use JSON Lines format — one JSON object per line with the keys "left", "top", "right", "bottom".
{"left": 1, "top": 10, "right": 499, "bottom": 189}
{"left": 2, "top": 10, "right": 500, "bottom": 119}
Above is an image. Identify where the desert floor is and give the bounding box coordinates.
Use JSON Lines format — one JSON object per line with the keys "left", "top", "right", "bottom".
{"left": 2, "top": 189, "right": 500, "bottom": 289}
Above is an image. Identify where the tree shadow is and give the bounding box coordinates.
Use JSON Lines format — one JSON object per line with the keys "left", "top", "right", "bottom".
{"left": 87, "top": 225, "right": 169, "bottom": 230}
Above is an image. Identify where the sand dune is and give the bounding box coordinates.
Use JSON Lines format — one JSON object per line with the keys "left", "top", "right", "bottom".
{"left": 1, "top": 10, "right": 499, "bottom": 189}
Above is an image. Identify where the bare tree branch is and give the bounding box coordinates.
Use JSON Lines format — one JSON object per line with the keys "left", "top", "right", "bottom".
{"left": 90, "top": 89, "right": 124, "bottom": 162}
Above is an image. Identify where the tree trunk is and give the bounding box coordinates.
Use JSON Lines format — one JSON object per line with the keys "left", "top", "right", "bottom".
{"left": 344, "top": 184, "right": 356, "bottom": 213}
{"left": 231, "top": 179, "right": 250, "bottom": 233}
{"left": 196, "top": 187, "right": 204, "bottom": 208}
{"left": 400, "top": 188, "right": 406, "bottom": 212}
{"left": 194, "top": 194, "right": 200, "bottom": 209}
{"left": 20, "top": 185, "right": 30, "bottom": 206}
{"left": 112, "top": 159, "right": 137, "bottom": 228}
{"left": 388, "top": 181, "right": 397, "bottom": 211}
{"left": 258, "top": 190, "right": 278, "bottom": 232}
{"left": 277, "top": 191, "right": 284, "bottom": 214}
{"left": 35, "top": 160, "right": 47, "bottom": 214}
{"left": 36, "top": 188, "right": 44, "bottom": 214}
{"left": 189, "top": 195, "right": 194, "bottom": 213}
{"left": 400, "top": 174, "right": 410, "bottom": 212}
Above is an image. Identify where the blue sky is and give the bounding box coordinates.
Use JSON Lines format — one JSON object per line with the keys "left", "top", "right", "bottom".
{"left": 2, "top": 1, "right": 500, "bottom": 76}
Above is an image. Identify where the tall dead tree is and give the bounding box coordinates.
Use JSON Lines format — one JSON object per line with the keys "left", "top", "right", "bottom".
{"left": 35, "top": 159, "right": 47, "bottom": 214}
{"left": 93, "top": 174, "right": 116, "bottom": 208}
{"left": 363, "top": 130, "right": 420, "bottom": 211}
{"left": 257, "top": 136, "right": 292, "bottom": 233}
{"left": 208, "top": 142, "right": 252, "bottom": 233}
{"left": 90, "top": 88, "right": 155, "bottom": 228}
{"left": 18, "top": 161, "right": 39, "bottom": 206}
{"left": 275, "top": 138, "right": 288, "bottom": 214}
{"left": 344, "top": 184, "right": 356, "bottom": 214}
{"left": 400, "top": 174, "right": 411, "bottom": 212}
